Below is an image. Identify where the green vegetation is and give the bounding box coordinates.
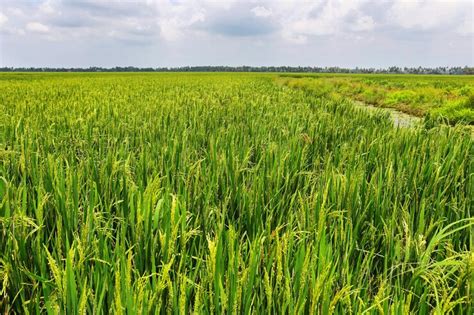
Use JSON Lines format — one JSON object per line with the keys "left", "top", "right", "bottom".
{"left": 0, "top": 73, "right": 473, "bottom": 314}
{"left": 279, "top": 74, "right": 474, "bottom": 124}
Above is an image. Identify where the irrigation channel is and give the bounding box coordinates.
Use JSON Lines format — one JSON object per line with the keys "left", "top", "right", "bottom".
{"left": 352, "top": 100, "right": 474, "bottom": 138}
{"left": 352, "top": 100, "right": 421, "bottom": 128}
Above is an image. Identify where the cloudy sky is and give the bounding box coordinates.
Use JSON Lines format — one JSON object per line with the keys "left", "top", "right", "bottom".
{"left": 0, "top": 0, "right": 473, "bottom": 68}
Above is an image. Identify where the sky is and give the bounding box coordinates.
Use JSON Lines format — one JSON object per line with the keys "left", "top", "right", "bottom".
{"left": 0, "top": 0, "right": 473, "bottom": 68}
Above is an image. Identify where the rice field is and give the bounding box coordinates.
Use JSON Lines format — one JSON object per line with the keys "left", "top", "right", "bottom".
{"left": 279, "top": 74, "right": 474, "bottom": 124}
{"left": 0, "top": 72, "right": 473, "bottom": 314}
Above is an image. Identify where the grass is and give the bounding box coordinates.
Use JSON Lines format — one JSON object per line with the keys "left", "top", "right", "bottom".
{"left": 0, "top": 72, "right": 473, "bottom": 314}
{"left": 278, "top": 73, "right": 474, "bottom": 124}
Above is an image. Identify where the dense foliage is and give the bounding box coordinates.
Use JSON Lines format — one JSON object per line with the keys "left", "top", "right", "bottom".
{"left": 0, "top": 73, "right": 472, "bottom": 314}
{"left": 1, "top": 66, "right": 473, "bottom": 74}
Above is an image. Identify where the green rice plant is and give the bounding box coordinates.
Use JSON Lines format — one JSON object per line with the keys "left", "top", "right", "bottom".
{"left": 279, "top": 74, "right": 474, "bottom": 124}
{"left": 432, "top": 97, "right": 474, "bottom": 124}
{"left": 0, "top": 72, "right": 472, "bottom": 314}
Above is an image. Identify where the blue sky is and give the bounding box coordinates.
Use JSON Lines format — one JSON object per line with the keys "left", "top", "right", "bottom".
{"left": 0, "top": 0, "right": 473, "bottom": 68}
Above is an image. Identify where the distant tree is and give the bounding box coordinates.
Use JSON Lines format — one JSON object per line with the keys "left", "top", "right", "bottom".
{"left": 0, "top": 66, "right": 472, "bottom": 74}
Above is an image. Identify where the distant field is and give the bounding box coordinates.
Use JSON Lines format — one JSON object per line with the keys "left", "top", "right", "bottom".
{"left": 279, "top": 73, "right": 474, "bottom": 124}
{"left": 1, "top": 73, "right": 473, "bottom": 313}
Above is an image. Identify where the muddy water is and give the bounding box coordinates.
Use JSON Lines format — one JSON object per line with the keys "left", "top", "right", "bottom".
{"left": 352, "top": 101, "right": 421, "bottom": 128}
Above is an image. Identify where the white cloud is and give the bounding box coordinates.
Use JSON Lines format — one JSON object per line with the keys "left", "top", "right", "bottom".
{"left": 352, "top": 15, "right": 375, "bottom": 32}
{"left": 251, "top": 6, "right": 272, "bottom": 18}
{"left": 388, "top": 0, "right": 466, "bottom": 30}
{"left": 457, "top": 17, "right": 473, "bottom": 36}
{"left": 157, "top": 10, "right": 205, "bottom": 41}
{"left": 280, "top": 0, "right": 374, "bottom": 39}
{"left": 26, "top": 22, "right": 50, "bottom": 33}
{"left": 39, "top": 0, "right": 56, "bottom": 14}
{"left": 159, "top": 19, "right": 185, "bottom": 41}
{"left": 289, "top": 18, "right": 335, "bottom": 36}
{"left": 3, "top": 0, "right": 473, "bottom": 43}
{"left": 7, "top": 8, "right": 24, "bottom": 17}
{"left": 1, "top": 0, "right": 472, "bottom": 67}
{"left": 0, "top": 13, "right": 8, "bottom": 27}
{"left": 0, "top": 11, "right": 26, "bottom": 36}
{"left": 282, "top": 31, "right": 308, "bottom": 44}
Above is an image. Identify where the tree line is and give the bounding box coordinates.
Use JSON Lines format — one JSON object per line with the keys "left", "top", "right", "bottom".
{"left": 1, "top": 66, "right": 473, "bottom": 74}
